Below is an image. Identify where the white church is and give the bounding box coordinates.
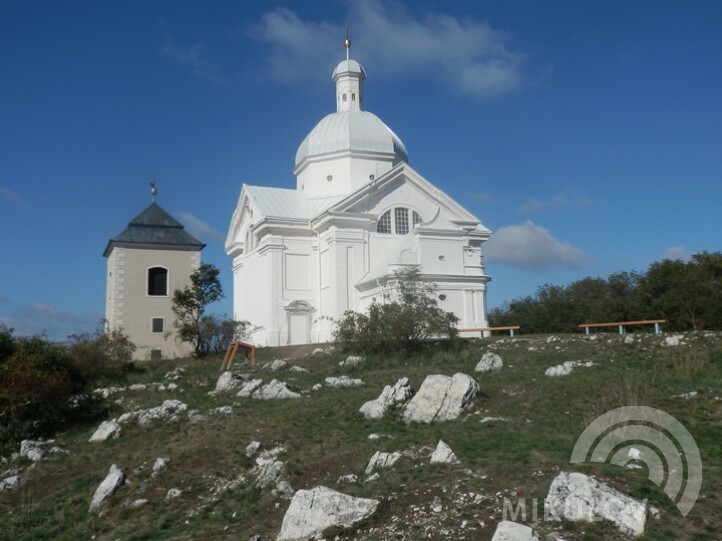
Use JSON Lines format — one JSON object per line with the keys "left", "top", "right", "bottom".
{"left": 225, "top": 46, "right": 492, "bottom": 347}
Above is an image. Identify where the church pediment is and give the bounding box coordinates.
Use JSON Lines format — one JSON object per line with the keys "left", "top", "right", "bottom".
{"left": 324, "top": 163, "right": 490, "bottom": 234}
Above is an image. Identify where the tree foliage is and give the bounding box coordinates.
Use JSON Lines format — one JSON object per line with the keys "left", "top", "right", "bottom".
{"left": 0, "top": 326, "right": 117, "bottom": 454}
{"left": 489, "top": 251, "right": 722, "bottom": 333}
{"left": 333, "top": 266, "right": 459, "bottom": 354}
{"left": 172, "top": 263, "right": 225, "bottom": 357}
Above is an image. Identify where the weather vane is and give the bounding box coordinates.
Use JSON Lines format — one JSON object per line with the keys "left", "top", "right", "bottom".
{"left": 344, "top": 21, "right": 351, "bottom": 61}
{"left": 149, "top": 181, "right": 157, "bottom": 202}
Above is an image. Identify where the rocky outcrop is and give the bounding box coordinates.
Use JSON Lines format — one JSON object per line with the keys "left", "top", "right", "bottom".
{"left": 429, "top": 440, "right": 460, "bottom": 465}
{"left": 402, "top": 373, "right": 479, "bottom": 423}
{"left": 277, "top": 486, "right": 379, "bottom": 540}
{"left": 359, "top": 377, "right": 414, "bottom": 419}
{"left": 491, "top": 521, "right": 540, "bottom": 541}
{"left": 0, "top": 470, "right": 20, "bottom": 491}
{"left": 118, "top": 399, "right": 189, "bottom": 426}
{"left": 263, "top": 360, "right": 289, "bottom": 372}
{"left": 236, "top": 379, "right": 263, "bottom": 397}
{"left": 476, "top": 352, "right": 503, "bottom": 373}
{"left": 20, "top": 439, "right": 68, "bottom": 461}
{"left": 325, "top": 376, "right": 364, "bottom": 388}
{"left": 152, "top": 457, "right": 169, "bottom": 477}
{"left": 253, "top": 447, "right": 293, "bottom": 497}
{"left": 212, "top": 371, "right": 251, "bottom": 393}
{"left": 544, "top": 360, "right": 594, "bottom": 377}
{"left": 545, "top": 472, "right": 648, "bottom": 537}
{"left": 252, "top": 380, "right": 301, "bottom": 400}
{"left": 89, "top": 464, "right": 126, "bottom": 514}
{"left": 339, "top": 355, "right": 365, "bottom": 367}
{"left": 89, "top": 420, "right": 121, "bottom": 443}
{"left": 364, "top": 451, "right": 402, "bottom": 475}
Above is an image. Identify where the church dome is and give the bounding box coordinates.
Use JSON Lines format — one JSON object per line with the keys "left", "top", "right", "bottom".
{"left": 295, "top": 110, "right": 408, "bottom": 166}
{"left": 294, "top": 58, "right": 408, "bottom": 167}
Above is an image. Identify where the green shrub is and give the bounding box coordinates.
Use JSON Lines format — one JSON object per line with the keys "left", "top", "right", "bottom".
{"left": 333, "top": 267, "right": 458, "bottom": 354}
{"left": 67, "top": 328, "right": 136, "bottom": 386}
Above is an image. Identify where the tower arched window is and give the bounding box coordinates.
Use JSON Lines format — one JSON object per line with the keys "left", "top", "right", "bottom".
{"left": 377, "top": 208, "right": 422, "bottom": 235}
{"left": 147, "top": 267, "right": 168, "bottom": 296}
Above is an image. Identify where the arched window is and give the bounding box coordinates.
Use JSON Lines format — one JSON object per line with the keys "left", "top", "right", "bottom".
{"left": 147, "top": 267, "right": 168, "bottom": 296}
{"left": 377, "top": 211, "right": 392, "bottom": 234}
{"left": 377, "top": 208, "right": 422, "bottom": 235}
{"left": 343, "top": 93, "right": 347, "bottom": 102}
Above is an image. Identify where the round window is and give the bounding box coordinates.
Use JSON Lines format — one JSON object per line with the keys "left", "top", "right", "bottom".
{"left": 438, "top": 294, "right": 447, "bottom": 301}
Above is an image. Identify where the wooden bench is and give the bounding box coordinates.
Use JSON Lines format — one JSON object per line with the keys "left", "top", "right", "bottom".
{"left": 458, "top": 325, "right": 521, "bottom": 337}
{"left": 578, "top": 319, "right": 666, "bottom": 335}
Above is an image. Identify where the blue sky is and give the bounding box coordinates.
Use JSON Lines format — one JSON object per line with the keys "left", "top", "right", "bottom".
{"left": 1, "top": 1, "right": 721, "bottom": 339}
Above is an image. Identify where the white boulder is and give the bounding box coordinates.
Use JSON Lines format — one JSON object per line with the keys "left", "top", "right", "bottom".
{"left": 89, "top": 464, "right": 126, "bottom": 513}
{"left": 212, "top": 371, "right": 250, "bottom": 393}
{"left": 545, "top": 360, "right": 595, "bottom": 377}
{"left": 277, "top": 486, "right": 379, "bottom": 540}
{"left": 402, "top": 373, "right": 479, "bottom": 423}
{"left": 325, "top": 376, "right": 364, "bottom": 388}
{"left": 545, "top": 472, "right": 648, "bottom": 537}
{"left": 19, "top": 439, "right": 67, "bottom": 461}
{"left": 118, "top": 400, "right": 188, "bottom": 426}
{"left": 0, "top": 472, "right": 20, "bottom": 491}
{"left": 491, "top": 521, "right": 540, "bottom": 541}
{"left": 476, "top": 352, "right": 503, "bottom": 373}
{"left": 339, "top": 355, "right": 365, "bottom": 367}
{"left": 263, "top": 359, "right": 289, "bottom": 372}
{"left": 236, "top": 379, "right": 263, "bottom": 397}
{"left": 89, "top": 420, "right": 121, "bottom": 443}
{"left": 152, "top": 457, "right": 170, "bottom": 477}
{"left": 662, "top": 334, "right": 684, "bottom": 347}
{"left": 429, "top": 440, "right": 460, "bottom": 465}
{"left": 253, "top": 380, "right": 301, "bottom": 400}
{"left": 359, "top": 377, "right": 414, "bottom": 419}
{"left": 364, "top": 451, "right": 402, "bottom": 475}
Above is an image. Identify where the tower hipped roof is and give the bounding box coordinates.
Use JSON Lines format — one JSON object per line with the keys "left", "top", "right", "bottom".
{"left": 103, "top": 202, "right": 204, "bottom": 256}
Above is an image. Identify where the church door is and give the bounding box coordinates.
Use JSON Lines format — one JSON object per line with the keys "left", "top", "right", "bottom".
{"left": 285, "top": 301, "right": 313, "bottom": 345}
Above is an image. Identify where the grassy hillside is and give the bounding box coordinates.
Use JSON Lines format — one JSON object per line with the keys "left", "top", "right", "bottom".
{"left": 1, "top": 333, "right": 721, "bottom": 540}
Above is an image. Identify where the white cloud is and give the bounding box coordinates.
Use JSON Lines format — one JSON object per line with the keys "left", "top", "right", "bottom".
{"left": 178, "top": 212, "right": 225, "bottom": 243}
{"left": 0, "top": 186, "right": 25, "bottom": 206}
{"left": 161, "top": 41, "right": 226, "bottom": 85}
{"left": 485, "top": 220, "right": 591, "bottom": 270}
{"left": 252, "top": 0, "right": 524, "bottom": 98}
{"left": 663, "top": 245, "right": 688, "bottom": 261}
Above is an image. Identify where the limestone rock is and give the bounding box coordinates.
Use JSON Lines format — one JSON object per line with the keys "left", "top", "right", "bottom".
{"left": 166, "top": 487, "right": 182, "bottom": 500}
{"left": 252, "top": 380, "right": 301, "bottom": 400}
{"left": 325, "top": 376, "right": 364, "bottom": 388}
{"left": 213, "top": 371, "right": 251, "bottom": 393}
{"left": 89, "top": 420, "right": 122, "bottom": 443}
{"left": 0, "top": 471, "right": 20, "bottom": 491}
{"left": 253, "top": 447, "right": 293, "bottom": 497}
{"left": 263, "top": 359, "right": 289, "bottom": 372}
{"left": 429, "top": 440, "right": 460, "bottom": 465}
{"left": 19, "top": 439, "right": 67, "bottom": 461}
{"left": 289, "top": 365, "right": 309, "bottom": 373}
{"left": 337, "top": 474, "right": 358, "bottom": 484}
{"left": 364, "top": 450, "right": 402, "bottom": 475}
{"left": 237, "top": 379, "right": 263, "bottom": 397}
{"left": 187, "top": 409, "right": 208, "bottom": 424}
{"left": 118, "top": 400, "right": 189, "bottom": 426}
{"left": 213, "top": 406, "right": 233, "bottom": 415}
{"left": 245, "top": 441, "right": 261, "bottom": 457}
{"left": 545, "top": 472, "right": 648, "bottom": 537}
{"left": 339, "top": 355, "right": 365, "bottom": 367}
{"left": 545, "top": 360, "right": 595, "bottom": 377}
{"left": 491, "top": 521, "right": 540, "bottom": 541}
{"left": 89, "top": 464, "right": 126, "bottom": 513}
{"left": 277, "top": 486, "right": 379, "bottom": 540}
{"left": 359, "top": 377, "right": 415, "bottom": 419}
{"left": 129, "top": 383, "right": 147, "bottom": 391}
{"left": 662, "top": 334, "right": 684, "bottom": 347}
{"left": 402, "top": 373, "right": 479, "bottom": 423}
{"left": 152, "top": 457, "right": 169, "bottom": 477}
{"left": 476, "top": 352, "right": 503, "bottom": 373}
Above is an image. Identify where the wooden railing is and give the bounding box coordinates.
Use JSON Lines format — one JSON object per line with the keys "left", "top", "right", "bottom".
{"left": 578, "top": 319, "right": 666, "bottom": 335}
